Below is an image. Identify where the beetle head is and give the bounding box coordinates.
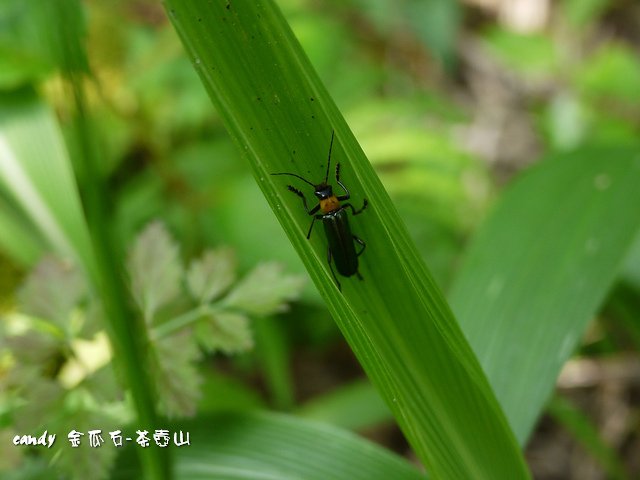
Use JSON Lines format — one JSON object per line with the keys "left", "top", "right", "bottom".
{"left": 314, "top": 184, "right": 333, "bottom": 200}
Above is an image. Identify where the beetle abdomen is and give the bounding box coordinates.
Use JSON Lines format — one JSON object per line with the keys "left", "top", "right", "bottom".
{"left": 323, "top": 208, "right": 359, "bottom": 277}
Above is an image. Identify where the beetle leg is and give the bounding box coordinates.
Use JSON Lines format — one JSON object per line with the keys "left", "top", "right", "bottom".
{"left": 287, "top": 186, "right": 321, "bottom": 215}
{"left": 353, "top": 235, "right": 366, "bottom": 257}
{"left": 306, "top": 214, "right": 325, "bottom": 239}
{"left": 327, "top": 247, "right": 341, "bottom": 291}
{"left": 335, "top": 163, "right": 351, "bottom": 201}
{"left": 286, "top": 185, "right": 311, "bottom": 213}
{"left": 342, "top": 200, "right": 368, "bottom": 216}
{"left": 306, "top": 218, "right": 315, "bottom": 239}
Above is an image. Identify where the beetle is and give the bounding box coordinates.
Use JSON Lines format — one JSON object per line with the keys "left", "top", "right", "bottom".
{"left": 271, "top": 131, "right": 368, "bottom": 290}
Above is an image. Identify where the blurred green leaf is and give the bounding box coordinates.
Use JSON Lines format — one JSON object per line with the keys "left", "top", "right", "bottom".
{"left": 0, "top": 195, "right": 44, "bottom": 266}
{"left": 223, "top": 263, "right": 306, "bottom": 316}
{"left": 253, "top": 316, "right": 294, "bottom": 410}
{"left": 405, "top": 0, "right": 460, "bottom": 68}
{"left": 197, "top": 368, "right": 264, "bottom": 413}
{"left": 482, "top": 27, "right": 557, "bottom": 75}
{"left": 450, "top": 146, "right": 640, "bottom": 444}
{"left": 576, "top": 44, "right": 640, "bottom": 105}
{"left": 545, "top": 91, "right": 587, "bottom": 150}
{"left": 298, "top": 379, "right": 392, "bottom": 431}
{"left": 152, "top": 330, "right": 201, "bottom": 418}
{"left": 195, "top": 311, "right": 253, "bottom": 354}
{"left": 548, "top": 395, "right": 628, "bottom": 480}
{"left": 127, "top": 221, "right": 183, "bottom": 324}
{"left": 621, "top": 232, "right": 640, "bottom": 291}
{"left": 186, "top": 248, "right": 236, "bottom": 303}
{"left": 173, "top": 411, "right": 426, "bottom": 480}
{"left": 18, "top": 255, "right": 85, "bottom": 327}
{"left": 0, "top": 92, "right": 95, "bottom": 276}
{"left": 563, "top": 0, "right": 610, "bottom": 27}
{"left": 0, "top": 0, "right": 55, "bottom": 88}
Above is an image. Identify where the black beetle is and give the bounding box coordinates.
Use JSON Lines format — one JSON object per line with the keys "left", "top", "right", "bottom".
{"left": 272, "top": 131, "right": 368, "bottom": 290}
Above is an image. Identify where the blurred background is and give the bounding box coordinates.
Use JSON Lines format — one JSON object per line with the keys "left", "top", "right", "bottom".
{"left": 1, "top": 0, "right": 640, "bottom": 479}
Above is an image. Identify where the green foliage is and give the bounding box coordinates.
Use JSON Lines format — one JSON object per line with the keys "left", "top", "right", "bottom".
{"left": 1, "top": 221, "right": 304, "bottom": 478}
{"left": 576, "top": 44, "right": 640, "bottom": 105}
{"left": 482, "top": 28, "right": 558, "bottom": 75}
{"left": 562, "top": 0, "right": 610, "bottom": 27}
{"left": 1, "top": 0, "right": 640, "bottom": 478}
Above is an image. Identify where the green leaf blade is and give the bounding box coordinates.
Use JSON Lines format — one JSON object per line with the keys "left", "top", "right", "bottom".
{"left": 174, "top": 411, "right": 426, "bottom": 480}
{"left": 0, "top": 93, "right": 94, "bottom": 274}
{"left": 164, "top": 1, "right": 529, "bottom": 478}
{"left": 450, "top": 146, "right": 640, "bottom": 444}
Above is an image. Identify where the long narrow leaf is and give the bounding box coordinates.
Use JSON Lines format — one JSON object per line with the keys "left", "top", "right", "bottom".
{"left": 0, "top": 92, "right": 94, "bottom": 273}
{"left": 449, "top": 146, "right": 640, "bottom": 443}
{"left": 174, "top": 411, "right": 426, "bottom": 480}
{"left": 164, "top": 1, "right": 529, "bottom": 478}
{"left": 0, "top": 195, "right": 44, "bottom": 265}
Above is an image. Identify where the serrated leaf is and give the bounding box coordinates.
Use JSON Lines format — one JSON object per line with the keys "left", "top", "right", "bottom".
{"left": 50, "top": 398, "right": 120, "bottom": 480}
{"left": 151, "top": 330, "right": 201, "bottom": 417}
{"left": 127, "top": 221, "right": 183, "bottom": 324}
{"left": 186, "top": 248, "right": 236, "bottom": 304}
{"left": 195, "top": 311, "right": 253, "bottom": 354}
{"left": 17, "top": 255, "right": 86, "bottom": 327}
{"left": 223, "top": 263, "right": 305, "bottom": 316}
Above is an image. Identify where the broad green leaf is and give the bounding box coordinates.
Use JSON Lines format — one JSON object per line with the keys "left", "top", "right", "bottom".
{"left": 449, "top": 146, "right": 640, "bottom": 444}
{"left": 164, "top": 1, "right": 529, "bottom": 478}
{"left": 173, "top": 411, "right": 426, "bottom": 480}
{"left": 186, "top": 248, "right": 237, "bottom": 303}
{"left": 127, "top": 221, "right": 183, "bottom": 324}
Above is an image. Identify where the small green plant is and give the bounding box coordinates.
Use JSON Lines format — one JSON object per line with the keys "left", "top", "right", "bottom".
{"left": 0, "top": 220, "right": 304, "bottom": 479}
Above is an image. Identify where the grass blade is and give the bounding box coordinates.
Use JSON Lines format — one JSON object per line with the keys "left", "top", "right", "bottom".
{"left": 0, "top": 91, "right": 94, "bottom": 272}
{"left": 174, "top": 411, "right": 426, "bottom": 480}
{"left": 548, "top": 395, "right": 628, "bottom": 480}
{"left": 164, "top": 1, "right": 529, "bottom": 477}
{"left": 449, "top": 147, "right": 640, "bottom": 443}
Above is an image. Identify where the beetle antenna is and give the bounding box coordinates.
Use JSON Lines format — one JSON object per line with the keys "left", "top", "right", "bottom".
{"left": 271, "top": 172, "right": 315, "bottom": 187}
{"left": 324, "top": 130, "right": 335, "bottom": 184}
